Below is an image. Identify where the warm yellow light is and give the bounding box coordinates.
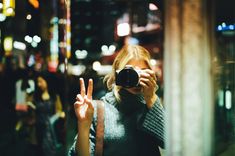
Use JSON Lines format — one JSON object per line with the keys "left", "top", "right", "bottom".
{"left": 3, "top": 0, "right": 15, "bottom": 16}
{"left": 28, "top": 0, "right": 39, "bottom": 9}
{"left": 4, "top": 36, "right": 13, "bottom": 56}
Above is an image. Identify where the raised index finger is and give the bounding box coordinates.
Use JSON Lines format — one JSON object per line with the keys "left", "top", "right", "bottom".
{"left": 87, "top": 79, "right": 93, "bottom": 99}
{"left": 79, "top": 78, "right": 86, "bottom": 97}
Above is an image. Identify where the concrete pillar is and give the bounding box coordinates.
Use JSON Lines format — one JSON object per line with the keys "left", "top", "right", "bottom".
{"left": 164, "top": 0, "right": 215, "bottom": 156}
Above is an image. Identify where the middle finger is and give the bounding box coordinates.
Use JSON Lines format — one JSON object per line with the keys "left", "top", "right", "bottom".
{"left": 80, "top": 78, "right": 86, "bottom": 97}
{"left": 87, "top": 79, "right": 93, "bottom": 99}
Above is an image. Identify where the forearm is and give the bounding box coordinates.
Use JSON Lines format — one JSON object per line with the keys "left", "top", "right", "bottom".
{"left": 76, "top": 126, "right": 90, "bottom": 156}
{"left": 145, "top": 94, "right": 157, "bottom": 109}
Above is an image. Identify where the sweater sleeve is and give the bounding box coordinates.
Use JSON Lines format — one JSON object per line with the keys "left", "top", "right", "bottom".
{"left": 138, "top": 97, "right": 165, "bottom": 148}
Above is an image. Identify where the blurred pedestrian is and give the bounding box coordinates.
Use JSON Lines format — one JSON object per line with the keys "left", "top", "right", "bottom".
{"left": 33, "top": 72, "right": 64, "bottom": 156}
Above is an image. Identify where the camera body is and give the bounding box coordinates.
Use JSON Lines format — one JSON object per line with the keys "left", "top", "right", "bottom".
{"left": 115, "top": 66, "right": 141, "bottom": 88}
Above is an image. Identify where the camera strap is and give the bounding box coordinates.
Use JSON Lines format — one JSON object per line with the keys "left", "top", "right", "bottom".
{"left": 95, "top": 100, "right": 105, "bottom": 156}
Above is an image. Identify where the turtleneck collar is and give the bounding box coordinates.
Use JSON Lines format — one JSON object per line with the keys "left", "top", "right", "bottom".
{"left": 102, "top": 89, "right": 145, "bottom": 115}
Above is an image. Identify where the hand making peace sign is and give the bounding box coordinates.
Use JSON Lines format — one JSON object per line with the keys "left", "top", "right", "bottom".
{"left": 74, "top": 78, "right": 94, "bottom": 130}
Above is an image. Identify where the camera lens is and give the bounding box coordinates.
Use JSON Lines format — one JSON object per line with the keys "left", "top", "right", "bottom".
{"left": 116, "top": 67, "right": 139, "bottom": 88}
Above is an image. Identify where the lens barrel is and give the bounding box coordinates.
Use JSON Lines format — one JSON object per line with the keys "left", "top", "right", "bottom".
{"left": 115, "top": 67, "right": 139, "bottom": 88}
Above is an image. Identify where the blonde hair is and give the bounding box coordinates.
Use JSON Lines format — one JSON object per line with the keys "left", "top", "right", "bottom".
{"left": 104, "top": 45, "right": 152, "bottom": 101}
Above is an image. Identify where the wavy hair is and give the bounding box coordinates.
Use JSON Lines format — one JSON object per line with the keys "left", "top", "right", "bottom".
{"left": 103, "top": 45, "right": 152, "bottom": 101}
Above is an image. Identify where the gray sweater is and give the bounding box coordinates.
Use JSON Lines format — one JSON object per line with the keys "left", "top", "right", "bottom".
{"left": 68, "top": 89, "right": 165, "bottom": 156}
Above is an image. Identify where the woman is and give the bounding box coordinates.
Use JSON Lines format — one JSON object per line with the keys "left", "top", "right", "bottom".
{"left": 33, "top": 73, "right": 64, "bottom": 156}
{"left": 69, "top": 45, "right": 165, "bottom": 156}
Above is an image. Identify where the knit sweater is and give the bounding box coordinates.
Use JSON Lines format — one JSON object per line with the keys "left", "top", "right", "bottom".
{"left": 68, "top": 89, "right": 165, "bottom": 156}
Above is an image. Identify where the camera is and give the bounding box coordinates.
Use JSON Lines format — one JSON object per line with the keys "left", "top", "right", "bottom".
{"left": 115, "top": 66, "right": 141, "bottom": 88}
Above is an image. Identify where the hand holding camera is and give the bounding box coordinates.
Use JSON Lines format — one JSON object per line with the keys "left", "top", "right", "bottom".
{"left": 138, "top": 68, "right": 158, "bottom": 108}
{"left": 116, "top": 66, "right": 158, "bottom": 108}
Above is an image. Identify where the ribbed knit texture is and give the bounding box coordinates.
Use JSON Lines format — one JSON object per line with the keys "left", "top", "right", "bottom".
{"left": 140, "top": 97, "right": 165, "bottom": 147}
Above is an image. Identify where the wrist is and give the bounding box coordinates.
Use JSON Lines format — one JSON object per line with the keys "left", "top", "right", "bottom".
{"left": 145, "top": 95, "right": 157, "bottom": 109}
{"left": 78, "top": 123, "right": 91, "bottom": 133}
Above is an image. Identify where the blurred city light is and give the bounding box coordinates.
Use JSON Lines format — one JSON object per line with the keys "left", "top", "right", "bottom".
{"left": 50, "top": 18, "right": 59, "bottom": 71}
{"left": 59, "top": 18, "right": 66, "bottom": 25}
{"left": 95, "top": 65, "right": 112, "bottom": 75}
{"left": 0, "top": 14, "right": 6, "bottom": 22}
{"left": 59, "top": 41, "right": 66, "bottom": 48}
{"left": 218, "top": 90, "right": 224, "bottom": 107}
{"left": 24, "top": 35, "right": 33, "bottom": 43}
{"left": 3, "top": 36, "right": 13, "bottom": 54}
{"left": 101, "top": 45, "right": 108, "bottom": 53}
{"left": 27, "top": 54, "right": 35, "bottom": 67}
{"left": 225, "top": 90, "right": 232, "bottom": 109}
{"left": 150, "top": 59, "right": 157, "bottom": 66}
{"left": 13, "top": 41, "right": 26, "bottom": 50}
{"left": 48, "top": 60, "right": 58, "bottom": 73}
{"left": 101, "top": 45, "right": 116, "bottom": 56}
{"left": 217, "top": 25, "right": 222, "bottom": 31}
{"left": 149, "top": 3, "right": 158, "bottom": 11}
{"left": 125, "top": 36, "right": 139, "bottom": 45}
{"left": 69, "top": 64, "right": 86, "bottom": 76}
{"left": 65, "top": 0, "right": 71, "bottom": 59}
{"left": 229, "top": 25, "right": 234, "bottom": 30}
{"left": 31, "top": 41, "right": 38, "bottom": 48}
{"left": 109, "top": 45, "right": 116, "bottom": 52}
{"left": 33, "top": 35, "right": 41, "bottom": 43}
{"left": 221, "top": 22, "right": 226, "bottom": 27}
{"left": 6, "top": 7, "right": 13, "bottom": 14}
{"left": 28, "top": 0, "right": 39, "bottom": 9}
{"left": 92, "top": 61, "right": 101, "bottom": 71}
{"left": 75, "top": 49, "right": 88, "bottom": 59}
{"left": 0, "top": 2, "right": 6, "bottom": 22}
{"left": 26, "top": 14, "right": 32, "bottom": 20}
{"left": 92, "top": 61, "right": 113, "bottom": 75}
{"left": 217, "top": 22, "right": 235, "bottom": 31}
{"left": 101, "top": 45, "right": 108, "bottom": 52}
{"left": 117, "top": 23, "right": 130, "bottom": 37}
{"left": 3, "top": 0, "right": 15, "bottom": 17}
{"left": 50, "top": 16, "right": 58, "bottom": 23}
